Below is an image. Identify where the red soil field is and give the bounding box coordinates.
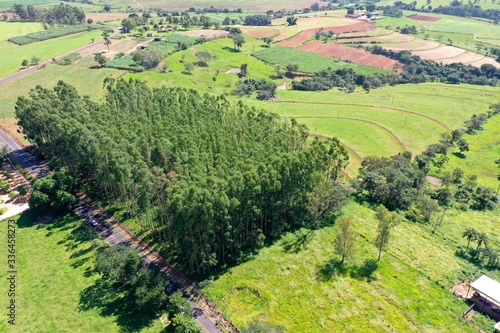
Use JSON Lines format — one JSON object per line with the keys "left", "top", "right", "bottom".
{"left": 298, "top": 41, "right": 400, "bottom": 70}
{"left": 408, "top": 15, "right": 441, "bottom": 22}
{"left": 278, "top": 21, "right": 374, "bottom": 47}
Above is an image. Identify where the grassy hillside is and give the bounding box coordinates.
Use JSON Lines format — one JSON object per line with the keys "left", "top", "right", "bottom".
{"left": 0, "top": 212, "right": 165, "bottom": 332}
{"left": 202, "top": 202, "right": 500, "bottom": 332}
{"left": 0, "top": 56, "right": 125, "bottom": 117}
{"left": 0, "top": 22, "right": 103, "bottom": 77}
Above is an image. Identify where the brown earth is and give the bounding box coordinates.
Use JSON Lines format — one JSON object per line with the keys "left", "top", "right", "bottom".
{"left": 278, "top": 21, "right": 374, "bottom": 47}
{"left": 242, "top": 27, "right": 280, "bottom": 39}
{"left": 408, "top": 15, "right": 441, "bottom": 22}
{"left": 182, "top": 30, "right": 229, "bottom": 39}
{"left": 0, "top": 118, "right": 30, "bottom": 148}
{"left": 86, "top": 13, "right": 131, "bottom": 22}
{"left": 298, "top": 41, "right": 399, "bottom": 70}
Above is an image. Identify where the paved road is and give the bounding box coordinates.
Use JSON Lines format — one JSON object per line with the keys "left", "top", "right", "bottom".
{"left": 0, "top": 129, "right": 230, "bottom": 333}
{"left": 0, "top": 28, "right": 120, "bottom": 87}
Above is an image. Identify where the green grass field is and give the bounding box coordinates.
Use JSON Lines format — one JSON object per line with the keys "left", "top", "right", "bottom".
{"left": 0, "top": 56, "right": 125, "bottom": 117}
{"left": 252, "top": 45, "right": 388, "bottom": 75}
{"left": 202, "top": 202, "right": 500, "bottom": 332}
{"left": 0, "top": 22, "right": 103, "bottom": 77}
{"left": 439, "top": 117, "right": 500, "bottom": 187}
{"left": 0, "top": 0, "right": 58, "bottom": 10}
{"left": 0, "top": 212, "right": 165, "bottom": 333}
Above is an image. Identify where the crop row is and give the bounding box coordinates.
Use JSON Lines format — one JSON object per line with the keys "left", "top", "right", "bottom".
{"left": 8, "top": 24, "right": 102, "bottom": 45}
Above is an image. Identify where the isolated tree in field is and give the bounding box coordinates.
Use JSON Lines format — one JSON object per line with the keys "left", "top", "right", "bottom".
{"left": 184, "top": 62, "right": 194, "bottom": 73}
{"left": 31, "top": 56, "right": 41, "bottom": 65}
{"left": 475, "top": 232, "right": 489, "bottom": 251}
{"left": 374, "top": 205, "right": 400, "bottom": 261}
{"left": 104, "top": 37, "right": 111, "bottom": 52}
{"left": 334, "top": 216, "right": 357, "bottom": 265}
{"left": 21, "top": 59, "right": 28, "bottom": 67}
{"left": 262, "top": 37, "right": 273, "bottom": 47}
{"left": 0, "top": 145, "right": 9, "bottom": 162}
{"left": 0, "top": 180, "right": 9, "bottom": 192}
{"left": 94, "top": 52, "right": 107, "bottom": 67}
{"left": 239, "top": 63, "right": 248, "bottom": 77}
{"left": 195, "top": 51, "right": 212, "bottom": 66}
{"left": 231, "top": 33, "right": 245, "bottom": 51}
{"left": 286, "top": 15, "right": 298, "bottom": 26}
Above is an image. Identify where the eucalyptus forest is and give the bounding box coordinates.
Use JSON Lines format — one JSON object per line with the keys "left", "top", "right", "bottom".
{"left": 15, "top": 79, "right": 349, "bottom": 274}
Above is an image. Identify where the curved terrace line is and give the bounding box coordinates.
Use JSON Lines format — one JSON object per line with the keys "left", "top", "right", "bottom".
{"left": 273, "top": 100, "right": 451, "bottom": 130}
{"left": 284, "top": 115, "right": 407, "bottom": 151}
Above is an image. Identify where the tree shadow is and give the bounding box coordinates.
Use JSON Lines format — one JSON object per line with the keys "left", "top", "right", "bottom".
{"left": 349, "top": 259, "right": 378, "bottom": 282}
{"left": 452, "top": 152, "right": 466, "bottom": 159}
{"left": 316, "top": 258, "right": 347, "bottom": 282}
{"left": 268, "top": 75, "right": 283, "bottom": 80}
{"left": 221, "top": 46, "right": 240, "bottom": 53}
{"left": 78, "top": 278, "right": 158, "bottom": 332}
{"left": 181, "top": 71, "right": 193, "bottom": 75}
{"left": 281, "top": 230, "right": 313, "bottom": 253}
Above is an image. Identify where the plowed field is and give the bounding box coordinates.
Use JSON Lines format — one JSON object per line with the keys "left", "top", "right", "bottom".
{"left": 298, "top": 41, "right": 399, "bottom": 70}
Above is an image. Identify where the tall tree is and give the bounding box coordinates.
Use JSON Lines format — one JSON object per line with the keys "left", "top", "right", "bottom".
{"left": 374, "top": 205, "right": 400, "bottom": 261}
{"left": 333, "top": 216, "right": 357, "bottom": 265}
{"left": 475, "top": 232, "right": 489, "bottom": 251}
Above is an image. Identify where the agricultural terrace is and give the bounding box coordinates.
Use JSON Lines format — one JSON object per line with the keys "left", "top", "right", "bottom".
{"left": 0, "top": 213, "right": 166, "bottom": 333}
{"left": 0, "top": 0, "right": 59, "bottom": 11}
{"left": 377, "top": 0, "right": 500, "bottom": 10}
{"left": 374, "top": 14, "right": 500, "bottom": 63}
{"left": 242, "top": 83, "right": 498, "bottom": 176}
{"left": 0, "top": 22, "right": 104, "bottom": 77}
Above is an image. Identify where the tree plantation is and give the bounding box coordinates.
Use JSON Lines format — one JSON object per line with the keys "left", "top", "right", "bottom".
{"left": 15, "top": 79, "right": 349, "bottom": 274}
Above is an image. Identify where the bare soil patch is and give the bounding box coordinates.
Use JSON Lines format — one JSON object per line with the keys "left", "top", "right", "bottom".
{"left": 408, "top": 15, "right": 441, "bottom": 22}
{"left": 425, "top": 176, "right": 442, "bottom": 186}
{"left": 412, "top": 45, "right": 466, "bottom": 60}
{"left": 242, "top": 27, "right": 280, "bottom": 39}
{"left": 278, "top": 22, "right": 374, "bottom": 47}
{"left": 78, "top": 37, "right": 145, "bottom": 59}
{"left": 379, "top": 39, "right": 440, "bottom": 51}
{"left": 467, "top": 56, "right": 500, "bottom": 68}
{"left": 86, "top": 13, "right": 130, "bottom": 22}
{"left": 0, "top": 118, "right": 30, "bottom": 148}
{"left": 298, "top": 41, "right": 399, "bottom": 70}
{"left": 182, "top": 30, "right": 229, "bottom": 39}
{"left": 342, "top": 32, "right": 414, "bottom": 44}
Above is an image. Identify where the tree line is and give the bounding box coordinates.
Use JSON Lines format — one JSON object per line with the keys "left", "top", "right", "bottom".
{"left": 8, "top": 3, "right": 85, "bottom": 25}
{"left": 292, "top": 47, "right": 499, "bottom": 93}
{"left": 16, "top": 79, "right": 349, "bottom": 274}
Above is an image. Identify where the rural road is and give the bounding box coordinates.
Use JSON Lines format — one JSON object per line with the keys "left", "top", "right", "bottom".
{"left": 0, "top": 27, "right": 235, "bottom": 332}
{"left": 0, "top": 27, "right": 120, "bottom": 87}
{"left": 0, "top": 127, "right": 230, "bottom": 333}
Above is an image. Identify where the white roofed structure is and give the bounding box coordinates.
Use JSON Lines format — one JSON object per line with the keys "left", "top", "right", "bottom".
{"left": 470, "top": 275, "right": 500, "bottom": 306}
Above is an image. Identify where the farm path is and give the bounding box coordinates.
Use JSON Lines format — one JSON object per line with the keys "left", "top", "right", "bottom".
{"left": 0, "top": 127, "right": 235, "bottom": 333}
{"left": 0, "top": 27, "right": 121, "bottom": 87}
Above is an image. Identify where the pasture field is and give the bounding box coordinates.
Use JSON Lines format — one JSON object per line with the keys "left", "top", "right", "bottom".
{"left": 0, "top": 212, "right": 165, "bottom": 333}
{"left": 0, "top": 22, "right": 103, "bottom": 77}
{"left": 252, "top": 45, "right": 388, "bottom": 75}
{"left": 421, "top": 16, "right": 500, "bottom": 40}
{"left": 377, "top": 0, "right": 500, "bottom": 10}
{"left": 440, "top": 117, "right": 500, "bottom": 187}
{"left": 0, "top": 0, "right": 58, "bottom": 10}
{"left": 202, "top": 201, "right": 500, "bottom": 332}
{"left": 0, "top": 57, "right": 125, "bottom": 117}
{"left": 88, "top": 0, "right": 329, "bottom": 11}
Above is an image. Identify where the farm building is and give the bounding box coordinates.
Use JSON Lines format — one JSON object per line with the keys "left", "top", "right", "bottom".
{"left": 468, "top": 275, "right": 500, "bottom": 323}
{"left": 157, "top": 27, "right": 173, "bottom": 33}
{"left": 146, "top": 32, "right": 154, "bottom": 37}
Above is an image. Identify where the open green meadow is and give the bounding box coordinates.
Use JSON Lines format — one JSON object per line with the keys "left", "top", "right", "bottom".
{"left": 252, "top": 45, "right": 388, "bottom": 75}
{"left": 0, "top": 212, "right": 165, "bottom": 332}
{"left": 0, "top": 0, "right": 58, "bottom": 11}
{"left": 0, "top": 56, "right": 125, "bottom": 117}
{"left": 0, "top": 22, "right": 103, "bottom": 77}
{"left": 202, "top": 202, "right": 500, "bottom": 332}
{"left": 377, "top": 0, "right": 500, "bottom": 10}
{"left": 439, "top": 117, "right": 500, "bottom": 187}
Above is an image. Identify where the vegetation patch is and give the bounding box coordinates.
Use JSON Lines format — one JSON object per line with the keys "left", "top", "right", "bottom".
{"left": 8, "top": 24, "right": 102, "bottom": 45}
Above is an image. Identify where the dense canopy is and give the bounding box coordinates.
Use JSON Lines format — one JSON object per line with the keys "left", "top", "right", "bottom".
{"left": 16, "top": 79, "right": 349, "bottom": 273}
